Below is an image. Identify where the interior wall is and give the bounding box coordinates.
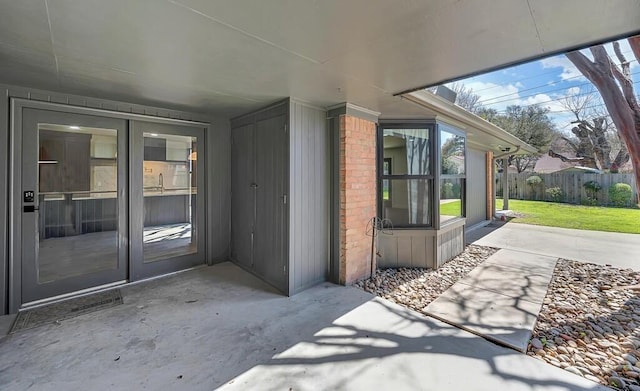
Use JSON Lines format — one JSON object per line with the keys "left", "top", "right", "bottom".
{"left": 383, "top": 146, "right": 410, "bottom": 213}
{"left": 465, "top": 147, "right": 488, "bottom": 227}
{"left": 0, "top": 84, "right": 230, "bottom": 314}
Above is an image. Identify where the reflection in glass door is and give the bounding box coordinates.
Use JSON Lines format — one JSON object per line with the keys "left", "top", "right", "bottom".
{"left": 38, "top": 125, "right": 119, "bottom": 280}
{"left": 19, "top": 108, "right": 128, "bottom": 304}
{"left": 142, "top": 132, "right": 198, "bottom": 262}
{"left": 131, "top": 121, "right": 205, "bottom": 280}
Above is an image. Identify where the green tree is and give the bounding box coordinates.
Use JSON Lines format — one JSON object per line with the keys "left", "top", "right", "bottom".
{"left": 488, "top": 105, "right": 556, "bottom": 172}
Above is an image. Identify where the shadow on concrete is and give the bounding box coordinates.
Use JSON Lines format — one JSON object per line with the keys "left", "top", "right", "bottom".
{"left": 218, "top": 296, "right": 605, "bottom": 390}
{"left": 0, "top": 263, "right": 605, "bottom": 391}
{"left": 427, "top": 269, "right": 542, "bottom": 349}
{"left": 465, "top": 220, "right": 509, "bottom": 245}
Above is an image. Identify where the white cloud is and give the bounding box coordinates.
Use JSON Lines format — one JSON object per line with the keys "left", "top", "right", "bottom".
{"left": 566, "top": 86, "right": 581, "bottom": 96}
{"left": 464, "top": 81, "right": 520, "bottom": 111}
{"left": 520, "top": 93, "right": 565, "bottom": 112}
{"left": 539, "top": 55, "right": 586, "bottom": 81}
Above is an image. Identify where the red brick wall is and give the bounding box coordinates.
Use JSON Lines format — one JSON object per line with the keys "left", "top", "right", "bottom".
{"left": 339, "top": 114, "right": 377, "bottom": 284}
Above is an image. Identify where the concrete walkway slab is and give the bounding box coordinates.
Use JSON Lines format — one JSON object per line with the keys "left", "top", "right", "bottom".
{"left": 460, "top": 263, "right": 552, "bottom": 304}
{"left": 424, "top": 249, "right": 557, "bottom": 352}
{"left": 484, "top": 248, "right": 558, "bottom": 275}
{"left": 423, "top": 284, "right": 542, "bottom": 352}
{"left": 470, "top": 222, "right": 640, "bottom": 270}
{"left": 0, "top": 262, "right": 606, "bottom": 391}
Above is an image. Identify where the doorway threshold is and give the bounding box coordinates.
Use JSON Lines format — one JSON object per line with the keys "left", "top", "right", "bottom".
{"left": 21, "top": 280, "right": 127, "bottom": 310}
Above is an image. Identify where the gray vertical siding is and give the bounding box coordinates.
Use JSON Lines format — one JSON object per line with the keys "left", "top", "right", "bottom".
{"left": 1, "top": 88, "right": 9, "bottom": 314}
{"left": 328, "top": 114, "right": 341, "bottom": 284}
{"left": 465, "top": 147, "right": 487, "bottom": 227}
{"left": 436, "top": 223, "right": 465, "bottom": 267}
{"left": 377, "top": 230, "right": 437, "bottom": 269}
{"left": 288, "top": 100, "right": 329, "bottom": 294}
{"left": 207, "top": 117, "right": 231, "bottom": 263}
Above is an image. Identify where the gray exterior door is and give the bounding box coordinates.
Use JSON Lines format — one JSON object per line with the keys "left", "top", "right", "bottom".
{"left": 231, "top": 123, "right": 255, "bottom": 269}
{"left": 18, "top": 108, "right": 128, "bottom": 304}
{"left": 231, "top": 114, "right": 288, "bottom": 293}
{"left": 254, "top": 115, "right": 288, "bottom": 291}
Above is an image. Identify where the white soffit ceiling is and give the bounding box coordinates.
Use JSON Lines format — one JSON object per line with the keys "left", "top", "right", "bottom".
{"left": 0, "top": 0, "right": 638, "bottom": 118}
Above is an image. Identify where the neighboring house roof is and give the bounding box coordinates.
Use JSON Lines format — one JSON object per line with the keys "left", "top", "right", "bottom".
{"left": 555, "top": 166, "right": 602, "bottom": 174}
{"left": 402, "top": 90, "right": 538, "bottom": 155}
{"left": 533, "top": 154, "right": 574, "bottom": 173}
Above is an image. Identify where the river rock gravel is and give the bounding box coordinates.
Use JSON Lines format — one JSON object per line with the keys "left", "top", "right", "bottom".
{"left": 529, "top": 259, "right": 640, "bottom": 390}
{"left": 356, "top": 245, "right": 640, "bottom": 391}
{"left": 355, "top": 245, "right": 498, "bottom": 313}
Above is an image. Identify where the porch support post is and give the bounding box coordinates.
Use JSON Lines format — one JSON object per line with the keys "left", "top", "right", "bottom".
{"left": 485, "top": 151, "right": 493, "bottom": 219}
{"left": 328, "top": 103, "right": 380, "bottom": 285}
{"left": 502, "top": 158, "right": 509, "bottom": 210}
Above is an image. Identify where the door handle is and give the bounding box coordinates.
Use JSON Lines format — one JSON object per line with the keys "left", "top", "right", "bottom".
{"left": 250, "top": 183, "right": 258, "bottom": 188}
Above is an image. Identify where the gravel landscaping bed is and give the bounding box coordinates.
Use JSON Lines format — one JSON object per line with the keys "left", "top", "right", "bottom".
{"left": 529, "top": 259, "right": 640, "bottom": 390}
{"left": 355, "top": 245, "right": 498, "bottom": 313}
{"left": 356, "top": 244, "right": 640, "bottom": 390}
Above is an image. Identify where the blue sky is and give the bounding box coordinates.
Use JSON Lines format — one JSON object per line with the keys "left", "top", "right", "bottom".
{"left": 447, "top": 37, "right": 639, "bottom": 134}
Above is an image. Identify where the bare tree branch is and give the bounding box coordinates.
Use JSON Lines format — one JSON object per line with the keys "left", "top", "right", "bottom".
{"left": 560, "top": 136, "right": 579, "bottom": 151}
{"left": 548, "top": 149, "right": 584, "bottom": 162}
{"left": 613, "top": 41, "right": 631, "bottom": 78}
{"left": 629, "top": 35, "right": 640, "bottom": 65}
{"left": 611, "top": 44, "right": 640, "bottom": 114}
{"left": 567, "top": 36, "right": 640, "bottom": 202}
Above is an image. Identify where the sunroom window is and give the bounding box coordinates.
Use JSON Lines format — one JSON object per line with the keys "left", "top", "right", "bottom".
{"left": 379, "top": 126, "right": 434, "bottom": 227}
{"left": 439, "top": 125, "right": 466, "bottom": 224}
{"left": 378, "top": 122, "right": 467, "bottom": 229}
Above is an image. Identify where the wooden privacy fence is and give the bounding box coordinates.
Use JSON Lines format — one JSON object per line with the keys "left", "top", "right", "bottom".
{"left": 496, "top": 172, "right": 637, "bottom": 205}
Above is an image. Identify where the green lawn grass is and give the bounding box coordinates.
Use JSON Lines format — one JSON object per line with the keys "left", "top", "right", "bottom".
{"left": 496, "top": 199, "right": 640, "bottom": 234}
{"left": 440, "top": 200, "right": 462, "bottom": 216}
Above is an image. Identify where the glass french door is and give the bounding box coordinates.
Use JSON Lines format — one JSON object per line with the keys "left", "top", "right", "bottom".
{"left": 19, "top": 108, "right": 128, "bottom": 303}
{"left": 129, "top": 121, "right": 205, "bottom": 280}
{"left": 16, "top": 104, "right": 206, "bottom": 307}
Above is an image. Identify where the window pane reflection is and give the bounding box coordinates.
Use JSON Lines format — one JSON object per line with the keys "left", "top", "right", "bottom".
{"left": 440, "top": 178, "right": 463, "bottom": 223}
{"left": 142, "top": 133, "right": 197, "bottom": 262}
{"left": 38, "top": 124, "right": 119, "bottom": 283}
{"left": 440, "top": 130, "right": 465, "bottom": 175}
{"left": 383, "top": 129, "right": 430, "bottom": 175}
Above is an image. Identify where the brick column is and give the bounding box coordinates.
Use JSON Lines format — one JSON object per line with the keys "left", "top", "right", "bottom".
{"left": 339, "top": 114, "right": 377, "bottom": 284}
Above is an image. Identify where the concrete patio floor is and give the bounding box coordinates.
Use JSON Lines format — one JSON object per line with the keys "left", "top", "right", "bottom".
{"left": 468, "top": 221, "right": 640, "bottom": 270}
{"left": 0, "top": 262, "right": 607, "bottom": 391}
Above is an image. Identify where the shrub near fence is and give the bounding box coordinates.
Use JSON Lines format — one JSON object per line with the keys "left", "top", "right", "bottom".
{"left": 496, "top": 172, "right": 637, "bottom": 205}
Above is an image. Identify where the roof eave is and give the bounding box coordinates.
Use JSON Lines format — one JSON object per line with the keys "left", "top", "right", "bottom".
{"left": 403, "top": 90, "right": 538, "bottom": 155}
